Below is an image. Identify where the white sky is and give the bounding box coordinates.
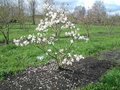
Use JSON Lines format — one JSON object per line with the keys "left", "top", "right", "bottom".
{"left": 24, "top": 0, "right": 120, "bottom": 15}
{"left": 54, "top": 0, "right": 120, "bottom": 14}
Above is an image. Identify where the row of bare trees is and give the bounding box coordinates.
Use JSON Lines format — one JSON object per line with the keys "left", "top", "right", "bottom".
{"left": 73, "top": 1, "right": 120, "bottom": 26}
{"left": 72, "top": 1, "right": 120, "bottom": 38}
{"left": 0, "top": 0, "right": 13, "bottom": 44}
{"left": 0, "top": 0, "right": 54, "bottom": 45}
{"left": 0, "top": 0, "right": 120, "bottom": 44}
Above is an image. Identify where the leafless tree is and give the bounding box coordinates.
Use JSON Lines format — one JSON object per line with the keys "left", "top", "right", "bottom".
{"left": 0, "top": 0, "right": 12, "bottom": 44}
{"left": 82, "top": 13, "right": 92, "bottom": 38}
{"left": 73, "top": 6, "right": 86, "bottom": 23}
{"left": 44, "top": 0, "right": 54, "bottom": 5}
{"left": 87, "top": 1, "right": 107, "bottom": 25}
{"left": 28, "top": 0, "right": 37, "bottom": 25}
{"left": 104, "top": 15, "right": 117, "bottom": 35}
{"left": 17, "top": 0, "right": 26, "bottom": 28}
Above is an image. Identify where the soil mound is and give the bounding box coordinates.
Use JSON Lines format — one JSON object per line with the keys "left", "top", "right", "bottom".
{"left": 0, "top": 57, "right": 115, "bottom": 90}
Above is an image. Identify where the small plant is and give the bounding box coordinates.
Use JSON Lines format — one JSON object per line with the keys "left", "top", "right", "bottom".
{"left": 13, "top": 3, "right": 88, "bottom": 68}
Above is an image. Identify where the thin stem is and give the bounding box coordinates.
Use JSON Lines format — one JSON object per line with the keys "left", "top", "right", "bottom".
{"left": 36, "top": 45, "right": 58, "bottom": 60}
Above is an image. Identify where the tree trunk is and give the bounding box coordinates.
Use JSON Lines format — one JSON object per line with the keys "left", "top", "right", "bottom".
{"left": 32, "top": 2, "right": 35, "bottom": 25}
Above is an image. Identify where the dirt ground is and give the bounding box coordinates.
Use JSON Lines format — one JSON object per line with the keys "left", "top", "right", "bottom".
{"left": 0, "top": 56, "right": 116, "bottom": 90}
{"left": 97, "top": 49, "right": 120, "bottom": 64}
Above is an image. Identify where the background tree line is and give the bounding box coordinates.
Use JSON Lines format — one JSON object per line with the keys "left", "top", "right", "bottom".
{"left": 0, "top": 0, "right": 120, "bottom": 44}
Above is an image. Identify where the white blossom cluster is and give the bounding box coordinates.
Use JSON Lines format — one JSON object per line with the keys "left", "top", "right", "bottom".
{"left": 36, "top": 4, "right": 88, "bottom": 42}
{"left": 45, "top": 48, "right": 85, "bottom": 66}
{"left": 13, "top": 33, "right": 55, "bottom": 46}
{"left": 36, "top": 8, "right": 68, "bottom": 32}
{"left": 65, "top": 31, "right": 89, "bottom": 41}
{"left": 13, "top": 3, "right": 89, "bottom": 66}
{"left": 62, "top": 54, "right": 84, "bottom": 65}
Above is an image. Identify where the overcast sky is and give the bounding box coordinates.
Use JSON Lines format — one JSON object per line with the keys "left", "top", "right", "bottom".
{"left": 53, "top": 0, "right": 120, "bottom": 15}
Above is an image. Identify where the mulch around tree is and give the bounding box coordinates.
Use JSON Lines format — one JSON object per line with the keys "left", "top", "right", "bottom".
{"left": 0, "top": 57, "right": 116, "bottom": 90}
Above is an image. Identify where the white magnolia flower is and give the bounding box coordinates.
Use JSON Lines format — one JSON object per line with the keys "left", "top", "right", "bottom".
{"left": 42, "top": 38, "right": 46, "bottom": 42}
{"left": 79, "top": 55, "right": 85, "bottom": 59}
{"left": 68, "top": 53, "right": 71, "bottom": 57}
{"left": 28, "top": 34, "right": 32, "bottom": 39}
{"left": 76, "top": 57, "right": 80, "bottom": 61}
{"left": 59, "top": 49, "right": 64, "bottom": 53}
{"left": 71, "top": 58, "right": 74, "bottom": 62}
{"left": 66, "top": 61, "right": 72, "bottom": 65}
{"left": 46, "top": 53, "right": 48, "bottom": 55}
{"left": 55, "top": 52, "right": 57, "bottom": 55}
{"left": 77, "top": 28, "right": 80, "bottom": 31}
{"left": 62, "top": 58, "right": 67, "bottom": 64}
{"left": 36, "top": 56, "right": 44, "bottom": 61}
{"left": 70, "top": 39, "right": 74, "bottom": 44}
{"left": 20, "top": 43, "right": 23, "bottom": 47}
{"left": 51, "top": 42, "right": 54, "bottom": 45}
{"left": 48, "top": 41, "right": 52, "bottom": 45}
{"left": 62, "top": 60, "right": 66, "bottom": 64}
{"left": 15, "top": 42, "right": 19, "bottom": 46}
{"left": 23, "top": 41, "right": 29, "bottom": 46}
{"left": 65, "top": 32, "right": 68, "bottom": 36}
{"left": 47, "top": 49, "right": 52, "bottom": 52}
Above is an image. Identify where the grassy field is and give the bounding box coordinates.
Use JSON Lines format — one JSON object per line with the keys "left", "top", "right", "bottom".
{"left": 0, "top": 24, "right": 120, "bottom": 89}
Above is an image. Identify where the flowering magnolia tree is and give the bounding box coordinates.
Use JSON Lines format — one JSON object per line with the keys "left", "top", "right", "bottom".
{"left": 13, "top": 4, "right": 88, "bottom": 68}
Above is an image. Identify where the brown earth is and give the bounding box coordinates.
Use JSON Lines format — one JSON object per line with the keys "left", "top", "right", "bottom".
{"left": 97, "top": 49, "right": 120, "bottom": 64}
{"left": 0, "top": 57, "right": 116, "bottom": 90}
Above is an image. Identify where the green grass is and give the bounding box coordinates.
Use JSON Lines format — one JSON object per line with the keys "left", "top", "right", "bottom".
{"left": 0, "top": 45, "right": 50, "bottom": 80}
{"left": 0, "top": 24, "right": 120, "bottom": 90}
{"left": 0, "top": 24, "right": 36, "bottom": 42}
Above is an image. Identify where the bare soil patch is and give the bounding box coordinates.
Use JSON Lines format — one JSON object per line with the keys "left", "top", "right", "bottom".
{"left": 98, "top": 49, "right": 120, "bottom": 64}
{"left": 0, "top": 57, "right": 115, "bottom": 90}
